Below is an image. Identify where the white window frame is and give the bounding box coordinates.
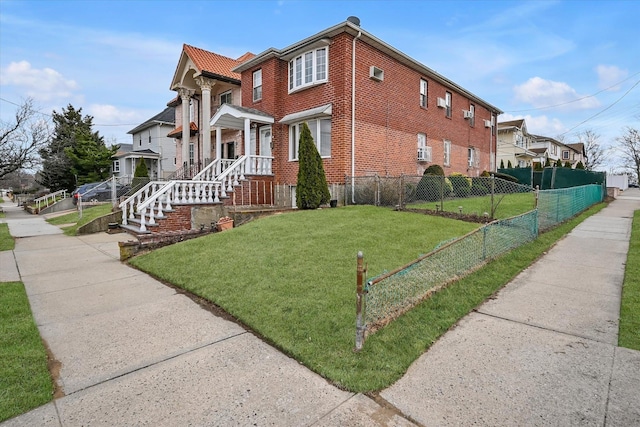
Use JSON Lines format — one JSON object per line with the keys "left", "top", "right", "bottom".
{"left": 112, "top": 160, "right": 120, "bottom": 173}
{"left": 444, "top": 139, "right": 451, "bottom": 166}
{"left": 189, "top": 98, "right": 195, "bottom": 123}
{"left": 445, "top": 92, "right": 452, "bottom": 118}
{"left": 253, "top": 69, "right": 262, "bottom": 102}
{"left": 420, "top": 79, "right": 428, "bottom": 108}
{"left": 468, "top": 147, "right": 480, "bottom": 168}
{"left": 189, "top": 143, "right": 194, "bottom": 166}
{"left": 469, "top": 104, "right": 475, "bottom": 127}
{"left": 289, "top": 118, "right": 332, "bottom": 161}
{"left": 417, "top": 133, "right": 431, "bottom": 161}
{"left": 220, "top": 90, "right": 232, "bottom": 105}
{"left": 288, "top": 47, "right": 328, "bottom": 93}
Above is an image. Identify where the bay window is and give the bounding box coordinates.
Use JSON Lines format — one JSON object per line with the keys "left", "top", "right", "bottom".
{"left": 289, "top": 47, "right": 328, "bottom": 92}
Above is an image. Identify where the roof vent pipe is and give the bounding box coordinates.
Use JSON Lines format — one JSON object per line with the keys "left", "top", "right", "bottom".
{"left": 347, "top": 16, "right": 361, "bottom": 26}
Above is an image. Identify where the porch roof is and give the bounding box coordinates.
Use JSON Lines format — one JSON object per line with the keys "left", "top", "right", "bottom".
{"left": 279, "top": 103, "right": 332, "bottom": 125}
{"left": 210, "top": 104, "right": 274, "bottom": 130}
{"left": 114, "top": 149, "right": 161, "bottom": 160}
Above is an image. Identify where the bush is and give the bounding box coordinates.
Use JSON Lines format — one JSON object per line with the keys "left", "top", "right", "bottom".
{"left": 296, "top": 122, "right": 330, "bottom": 209}
{"left": 493, "top": 172, "right": 520, "bottom": 183}
{"left": 416, "top": 175, "right": 451, "bottom": 202}
{"left": 424, "top": 164, "right": 445, "bottom": 176}
{"left": 471, "top": 181, "right": 489, "bottom": 196}
{"left": 450, "top": 173, "right": 471, "bottom": 198}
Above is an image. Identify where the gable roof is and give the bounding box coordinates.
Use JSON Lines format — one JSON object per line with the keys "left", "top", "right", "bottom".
{"left": 566, "top": 143, "right": 585, "bottom": 155}
{"left": 127, "top": 107, "right": 175, "bottom": 135}
{"left": 498, "top": 119, "right": 526, "bottom": 129}
{"left": 233, "top": 19, "right": 502, "bottom": 114}
{"left": 182, "top": 44, "right": 254, "bottom": 82}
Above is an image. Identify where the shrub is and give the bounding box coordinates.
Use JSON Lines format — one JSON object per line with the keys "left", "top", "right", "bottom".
{"left": 564, "top": 161, "right": 572, "bottom": 168}
{"left": 416, "top": 175, "right": 451, "bottom": 202}
{"left": 471, "top": 181, "right": 489, "bottom": 196}
{"left": 555, "top": 159, "right": 563, "bottom": 167}
{"left": 424, "top": 164, "right": 445, "bottom": 176}
{"left": 500, "top": 159, "right": 505, "bottom": 169}
{"left": 492, "top": 172, "right": 519, "bottom": 183}
{"left": 575, "top": 161, "right": 585, "bottom": 170}
{"left": 507, "top": 160, "right": 513, "bottom": 168}
{"left": 450, "top": 173, "right": 471, "bottom": 198}
{"left": 296, "top": 122, "right": 330, "bottom": 209}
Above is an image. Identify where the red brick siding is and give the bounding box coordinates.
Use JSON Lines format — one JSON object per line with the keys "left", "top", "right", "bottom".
{"left": 155, "top": 205, "right": 192, "bottom": 232}
{"left": 240, "top": 31, "right": 497, "bottom": 183}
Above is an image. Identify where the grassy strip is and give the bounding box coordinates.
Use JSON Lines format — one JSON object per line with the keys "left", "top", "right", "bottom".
{"left": 0, "top": 282, "right": 53, "bottom": 422}
{"left": 0, "top": 223, "right": 14, "bottom": 251}
{"left": 131, "top": 203, "right": 606, "bottom": 392}
{"left": 619, "top": 210, "right": 640, "bottom": 350}
{"left": 46, "top": 204, "right": 114, "bottom": 236}
{"left": 407, "top": 192, "right": 536, "bottom": 219}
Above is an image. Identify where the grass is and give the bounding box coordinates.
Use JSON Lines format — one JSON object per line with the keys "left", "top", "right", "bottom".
{"left": 46, "top": 203, "right": 114, "bottom": 235}
{"left": 619, "top": 209, "right": 640, "bottom": 350}
{"left": 407, "top": 191, "right": 536, "bottom": 219}
{"left": 130, "top": 203, "right": 606, "bottom": 392}
{"left": 0, "top": 282, "right": 53, "bottom": 422}
{"left": 0, "top": 223, "right": 14, "bottom": 251}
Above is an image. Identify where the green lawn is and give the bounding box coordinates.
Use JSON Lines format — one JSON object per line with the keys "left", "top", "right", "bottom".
{"left": 407, "top": 191, "right": 536, "bottom": 219}
{"left": 0, "top": 282, "right": 53, "bottom": 422}
{"left": 619, "top": 210, "right": 640, "bottom": 350}
{"left": 131, "top": 203, "right": 606, "bottom": 392}
{"left": 46, "top": 204, "right": 114, "bottom": 235}
{"left": 0, "top": 223, "right": 14, "bottom": 251}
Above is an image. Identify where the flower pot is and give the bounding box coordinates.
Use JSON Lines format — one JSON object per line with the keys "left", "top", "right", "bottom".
{"left": 330, "top": 199, "right": 338, "bottom": 208}
{"left": 216, "top": 217, "right": 234, "bottom": 232}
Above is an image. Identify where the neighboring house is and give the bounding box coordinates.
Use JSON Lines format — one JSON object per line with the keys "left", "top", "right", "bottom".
{"left": 497, "top": 119, "right": 537, "bottom": 168}
{"left": 530, "top": 135, "right": 571, "bottom": 166}
{"left": 564, "top": 143, "right": 587, "bottom": 167}
{"left": 114, "top": 108, "right": 176, "bottom": 182}
{"left": 168, "top": 44, "right": 254, "bottom": 178}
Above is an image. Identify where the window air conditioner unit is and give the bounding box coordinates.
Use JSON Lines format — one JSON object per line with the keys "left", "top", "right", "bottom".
{"left": 418, "top": 146, "right": 432, "bottom": 162}
{"left": 436, "top": 97, "right": 447, "bottom": 108}
{"left": 463, "top": 110, "right": 473, "bottom": 119}
{"left": 484, "top": 119, "right": 492, "bottom": 128}
{"left": 369, "top": 66, "right": 384, "bottom": 82}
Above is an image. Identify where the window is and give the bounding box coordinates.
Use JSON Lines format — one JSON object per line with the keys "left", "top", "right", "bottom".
{"left": 148, "top": 134, "right": 151, "bottom": 144}
{"left": 444, "top": 139, "right": 451, "bottom": 166}
{"left": 189, "top": 143, "right": 194, "bottom": 165}
{"left": 469, "top": 104, "right": 475, "bottom": 127}
{"left": 220, "top": 90, "right": 232, "bottom": 105}
{"left": 468, "top": 147, "right": 479, "bottom": 168}
{"left": 112, "top": 160, "right": 120, "bottom": 173}
{"left": 189, "top": 99, "right": 195, "bottom": 122}
{"left": 289, "top": 119, "right": 331, "bottom": 160}
{"left": 445, "top": 92, "right": 452, "bottom": 118}
{"left": 253, "top": 69, "right": 262, "bottom": 102}
{"left": 139, "top": 136, "right": 142, "bottom": 147}
{"left": 417, "top": 133, "right": 431, "bottom": 161}
{"left": 288, "top": 47, "right": 328, "bottom": 92}
{"left": 420, "top": 79, "right": 428, "bottom": 107}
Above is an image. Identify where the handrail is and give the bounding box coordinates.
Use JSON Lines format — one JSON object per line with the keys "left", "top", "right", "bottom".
{"left": 35, "top": 189, "right": 68, "bottom": 210}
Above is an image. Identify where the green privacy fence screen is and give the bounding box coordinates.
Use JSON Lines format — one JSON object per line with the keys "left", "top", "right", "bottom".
{"left": 354, "top": 183, "right": 605, "bottom": 350}
{"left": 498, "top": 167, "right": 606, "bottom": 189}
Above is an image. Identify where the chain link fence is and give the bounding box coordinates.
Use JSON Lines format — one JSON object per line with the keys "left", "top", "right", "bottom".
{"left": 345, "top": 175, "right": 535, "bottom": 220}
{"left": 354, "top": 183, "right": 605, "bottom": 350}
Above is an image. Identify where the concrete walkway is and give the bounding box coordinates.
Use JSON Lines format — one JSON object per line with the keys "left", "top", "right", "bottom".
{"left": 1, "top": 190, "right": 639, "bottom": 426}
{"left": 0, "top": 201, "right": 412, "bottom": 427}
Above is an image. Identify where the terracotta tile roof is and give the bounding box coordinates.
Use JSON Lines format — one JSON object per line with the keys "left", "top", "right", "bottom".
{"left": 183, "top": 44, "right": 253, "bottom": 81}
{"left": 167, "top": 122, "right": 198, "bottom": 138}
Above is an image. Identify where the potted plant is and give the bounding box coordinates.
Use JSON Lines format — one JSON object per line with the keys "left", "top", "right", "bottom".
{"left": 216, "top": 216, "right": 234, "bottom": 231}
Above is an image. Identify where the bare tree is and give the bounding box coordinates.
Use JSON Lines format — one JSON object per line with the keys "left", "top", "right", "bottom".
{"left": 617, "top": 126, "right": 640, "bottom": 184}
{"left": 575, "top": 129, "right": 606, "bottom": 171}
{"left": 0, "top": 98, "right": 50, "bottom": 179}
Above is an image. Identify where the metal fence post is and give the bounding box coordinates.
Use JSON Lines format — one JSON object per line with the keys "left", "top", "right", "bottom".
{"left": 490, "top": 174, "right": 495, "bottom": 219}
{"left": 355, "top": 251, "right": 366, "bottom": 352}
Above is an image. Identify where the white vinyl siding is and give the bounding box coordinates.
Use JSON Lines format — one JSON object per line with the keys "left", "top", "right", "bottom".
{"left": 289, "top": 47, "right": 328, "bottom": 92}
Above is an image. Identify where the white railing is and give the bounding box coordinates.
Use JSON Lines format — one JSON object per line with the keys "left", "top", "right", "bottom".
{"left": 119, "top": 181, "right": 167, "bottom": 226}
{"left": 35, "top": 189, "right": 68, "bottom": 210}
{"left": 134, "top": 180, "right": 223, "bottom": 232}
{"left": 246, "top": 155, "right": 273, "bottom": 175}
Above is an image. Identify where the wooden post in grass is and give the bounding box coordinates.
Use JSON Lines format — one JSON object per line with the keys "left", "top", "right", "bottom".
{"left": 355, "top": 251, "right": 366, "bottom": 352}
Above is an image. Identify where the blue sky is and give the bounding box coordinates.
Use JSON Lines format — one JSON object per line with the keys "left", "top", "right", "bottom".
{"left": 1, "top": 0, "right": 639, "bottom": 171}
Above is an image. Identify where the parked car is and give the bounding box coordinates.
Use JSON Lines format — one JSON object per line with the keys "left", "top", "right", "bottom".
{"left": 81, "top": 182, "right": 131, "bottom": 202}
{"left": 71, "top": 182, "right": 101, "bottom": 205}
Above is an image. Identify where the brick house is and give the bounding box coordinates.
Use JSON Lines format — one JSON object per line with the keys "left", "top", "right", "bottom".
{"left": 121, "top": 18, "right": 504, "bottom": 233}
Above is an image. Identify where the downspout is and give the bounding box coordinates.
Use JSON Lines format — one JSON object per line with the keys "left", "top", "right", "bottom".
{"left": 351, "top": 30, "right": 362, "bottom": 203}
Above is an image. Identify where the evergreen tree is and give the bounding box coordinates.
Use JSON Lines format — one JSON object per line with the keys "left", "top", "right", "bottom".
{"left": 564, "top": 161, "right": 572, "bottom": 168}
{"left": 296, "top": 122, "right": 330, "bottom": 209}
{"left": 39, "top": 105, "right": 98, "bottom": 191}
{"left": 499, "top": 159, "right": 504, "bottom": 169}
{"left": 507, "top": 160, "right": 513, "bottom": 168}
{"left": 64, "top": 128, "right": 117, "bottom": 183}
{"left": 555, "top": 158, "right": 563, "bottom": 167}
{"left": 575, "top": 161, "right": 585, "bottom": 170}
{"left": 134, "top": 158, "right": 149, "bottom": 178}
{"left": 544, "top": 157, "right": 551, "bottom": 167}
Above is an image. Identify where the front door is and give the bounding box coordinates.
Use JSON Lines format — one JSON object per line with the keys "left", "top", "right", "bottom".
{"left": 259, "top": 126, "right": 272, "bottom": 157}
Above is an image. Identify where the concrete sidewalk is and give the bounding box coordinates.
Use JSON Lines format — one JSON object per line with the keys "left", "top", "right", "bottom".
{"left": 2, "top": 190, "right": 639, "bottom": 426}
{"left": 381, "top": 189, "right": 640, "bottom": 425}
{"left": 1, "top": 201, "right": 413, "bottom": 427}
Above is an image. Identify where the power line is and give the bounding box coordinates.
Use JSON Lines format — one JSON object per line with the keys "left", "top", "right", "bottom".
{"left": 503, "top": 71, "right": 640, "bottom": 113}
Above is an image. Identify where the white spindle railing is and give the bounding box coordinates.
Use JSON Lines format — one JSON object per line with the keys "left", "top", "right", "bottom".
{"left": 35, "top": 189, "right": 68, "bottom": 210}
{"left": 119, "top": 181, "right": 166, "bottom": 226}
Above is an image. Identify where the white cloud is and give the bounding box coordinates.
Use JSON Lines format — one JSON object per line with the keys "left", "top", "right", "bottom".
{"left": 595, "top": 65, "right": 628, "bottom": 91}
{"left": 87, "top": 104, "right": 143, "bottom": 125}
{"left": 0, "top": 60, "right": 79, "bottom": 102}
{"left": 513, "top": 77, "right": 600, "bottom": 110}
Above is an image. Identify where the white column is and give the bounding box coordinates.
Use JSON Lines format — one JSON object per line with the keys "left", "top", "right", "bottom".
{"left": 216, "top": 126, "right": 222, "bottom": 175}
{"left": 178, "top": 88, "right": 194, "bottom": 169}
{"left": 244, "top": 118, "right": 252, "bottom": 174}
{"left": 195, "top": 76, "right": 215, "bottom": 165}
